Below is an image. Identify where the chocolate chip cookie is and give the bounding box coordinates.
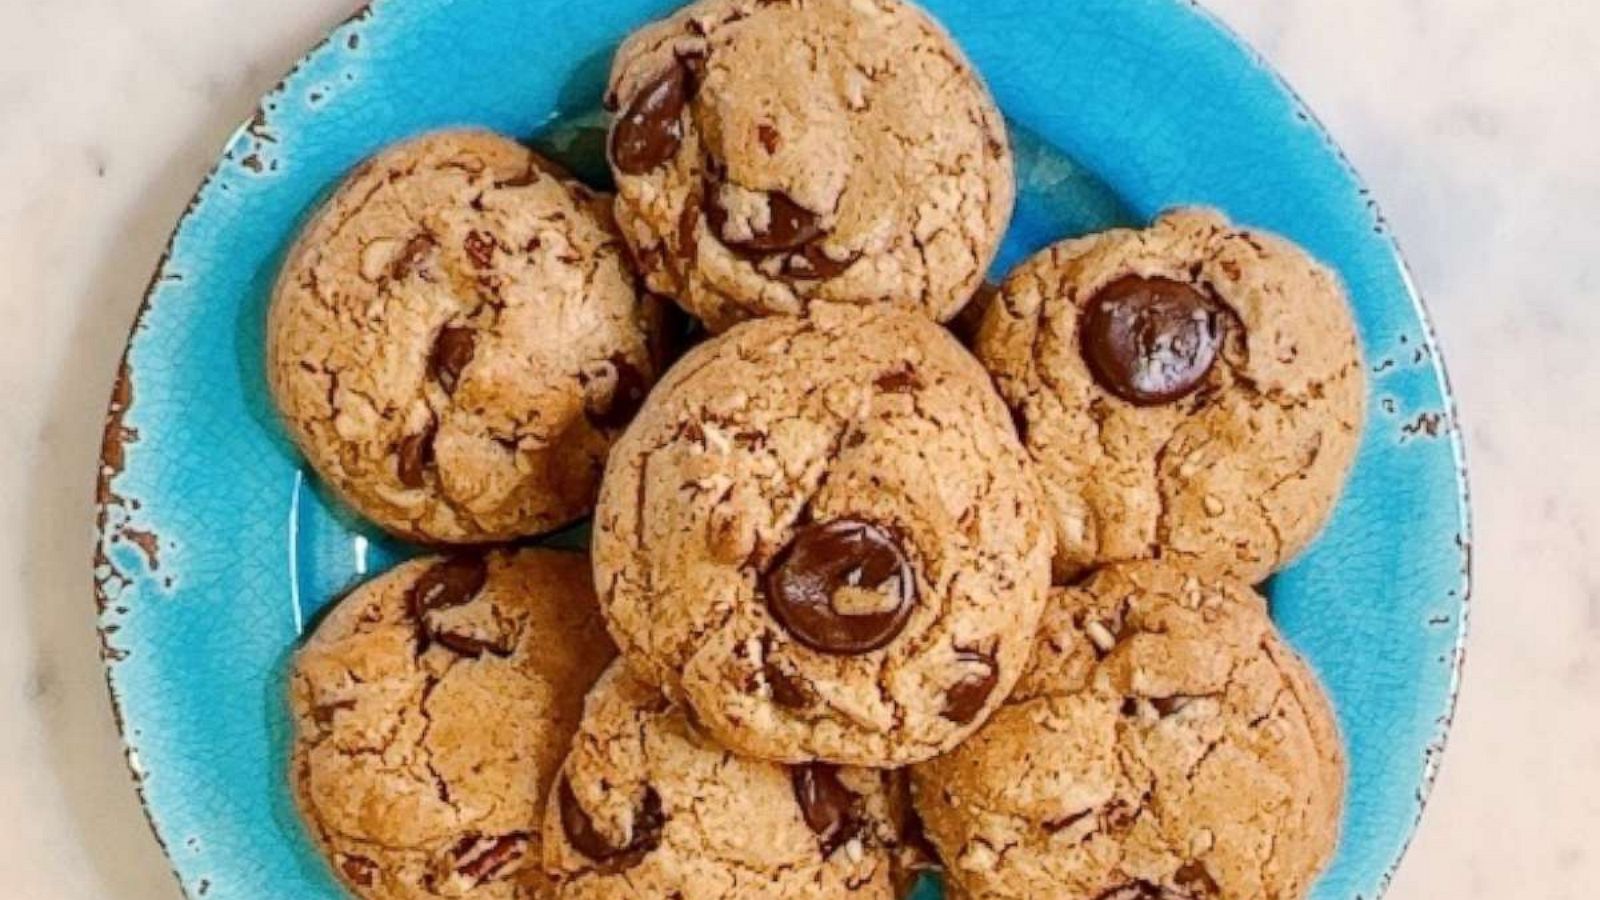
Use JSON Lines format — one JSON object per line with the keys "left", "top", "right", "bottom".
{"left": 974, "top": 208, "right": 1366, "bottom": 582}
{"left": 267, "top": 130, "right": 665, "bottom": 544}
{"left": 290, "top": 549, "right": 615, "bottom": 899}
{"left": 591, "top": 303, "right": 1053, "bottom": 766}
{"left": 543, "top": 663, "right": 900, "bottom": 898}
{"left": 912, "top": 561, "right": 1346, "bottom": 900}
{"left": 605, "top": 0, "right": 1014, "bottom": 332}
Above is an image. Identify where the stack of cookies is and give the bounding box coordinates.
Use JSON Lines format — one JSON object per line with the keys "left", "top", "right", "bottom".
{"left": 270, "top": 1, "right": 1365, "bottom": 897}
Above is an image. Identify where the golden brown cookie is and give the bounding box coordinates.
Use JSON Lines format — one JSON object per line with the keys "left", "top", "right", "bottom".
{"left": 605, "top": 0, "right": 1014, "bottom": 332}
{"left": 912, "top": 562, "right": 1346, "bottom": 900}
{"left": 267, "top": 130, "right": 665, "bottom": 544}
{"left": 543, "top": 664, "right": 901, "bottom": 898}
{"left": 290, "top": 550, "right": 615, "bottom": 899}
{"left": 591, "top": 303, "right": 1053, "bottom": 766}
{"left": 974, "top": 209, "right": 1366, "bottom": 583}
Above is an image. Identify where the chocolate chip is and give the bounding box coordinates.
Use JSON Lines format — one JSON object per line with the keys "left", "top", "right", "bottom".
{"left": 396, "top": 426, "right": 436, "bottom": 488}
{"left": 494, "top": 165, "right": 543, "bottom": 189}
{"left": 677, "top": 198, "right": 701, "bottom": 259}
{"left": 1151, "top": 695, "right": 1193, "bottom": 717}
{"left": 941, "top": 651, "right": 999, "bottom": 724}
{"left": 1174, "top": 862, "right": 1220, "bottom": 896}
{"left": 1102, "top": 799, "right": 1138, "bottom": 831}
{"left": 781, "top": 243, "right": 858, "bottom": 280}
{"left": 705, "top": 186, "right": 824, "bottom": 253}
{"left": 791, "top": 763, "right": 861, "bottom": 857}
{"left": 391, "top": 233, "right": 436, "bottom": 280}
{"left": 756, "top": 632, "right": 811, "bottom": 708}
{"left": 757, "top": 123, "right": 781, "bottom": 154}
{"left": 338, "top": 854, "right": 378, "bottom": 887}
{"left": 429, "top": 326, "right": 476, "bottom": 393}
{"left": 873, "top": 365, "right": 923, "bottom": 394}
{"left": 454, "top": 833, "right": 529, "bottom": 883}
{"left": 1043, "top": 808, "right": 1095, "bottom": 834}
{"left": 1096, "top": 882, "right": 1173, "bottom": 900}
{"left": 585, "top": 356, "right": 649, "bottom": 431}
{"left": 1080, "top": 276, "right": 1223, "bottom": 406}
{"left": 765, "top": 659, "right": 811, "bottom": 709}
{"left": 408, "top": 555, "right": 489, "bottom": 648}
{"left": 463, "top": 230, "right": 496, "bottom": 269}
{"left": 311, "top": 699, "right": 355, "bottom": 727}
{"left": 431, "top": 630, "right": 514, "bottom": 660}
{"left": 558, "top": 777, "right": 666, "bottom": 866}
{"left": 764, "top": 518, "right": 916, "bottom": 655}
{"left": 610, "top": 63, "right": 690, "bottom": 176}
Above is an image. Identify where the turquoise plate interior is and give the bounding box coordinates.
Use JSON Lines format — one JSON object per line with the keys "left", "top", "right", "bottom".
{"left": 93, "top": 0, "right": 1471, "bottom": 896}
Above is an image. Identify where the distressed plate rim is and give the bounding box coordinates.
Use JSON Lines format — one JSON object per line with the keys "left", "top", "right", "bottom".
{"left": 92, "top": 0, "right": 1473, "bottom": 896}
{"left": 1182, "top": 2, "right": 1473, "bottom": 891}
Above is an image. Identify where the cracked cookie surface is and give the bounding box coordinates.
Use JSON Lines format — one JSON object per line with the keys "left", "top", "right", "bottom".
{"left": 974, "top": 209, "right": 1365, "bottom": 583}
{"left": 543, "top": 663, "right": 900, "bottom": 898}
{"left": 591, "top": 303, "right": 1053, "bottom": 766}
{"left": 267, "top": 130, "right": 664, "bottom": 544}
{"left": 290, "top": 549, "right": 615, "bottom": 899}
{"left": 605, "top": 0, "right": 1013, "bottom": 332}
{"left": 912, "top": 561, "right": 1346, "bottom": 900}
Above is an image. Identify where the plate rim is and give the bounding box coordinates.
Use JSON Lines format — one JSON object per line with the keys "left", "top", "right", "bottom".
{"left": 90, "top": 0, "right": 1473, "bottom": 896}
{"left": 1177, "top": 2, "right": 1474, "bottom": 893}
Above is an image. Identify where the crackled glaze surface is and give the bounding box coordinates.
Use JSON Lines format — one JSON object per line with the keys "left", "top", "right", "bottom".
{"left": 92, "top": 0, "right": 1469, "bottom": 898}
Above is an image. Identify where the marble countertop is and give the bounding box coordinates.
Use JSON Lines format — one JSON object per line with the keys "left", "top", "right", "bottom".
{"left": 1, "top": 0, "right": 1594, "bottom": 897}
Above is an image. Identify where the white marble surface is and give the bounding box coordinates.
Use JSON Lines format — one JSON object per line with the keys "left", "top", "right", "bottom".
{"left": 0, "top": 0, "right": 1595, "bottom": 897}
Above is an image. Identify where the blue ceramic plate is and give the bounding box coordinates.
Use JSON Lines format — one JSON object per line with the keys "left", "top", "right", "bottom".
{"left": 94, "top": 0, "right": 1470, "bottom": 897}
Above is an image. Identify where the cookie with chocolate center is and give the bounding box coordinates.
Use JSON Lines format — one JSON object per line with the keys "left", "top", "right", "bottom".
{"left": 974, "top": 208, "right": 1366, "bottom": 582}
{"left": 592, "top": 303, "right": 1052, "bottom": 766}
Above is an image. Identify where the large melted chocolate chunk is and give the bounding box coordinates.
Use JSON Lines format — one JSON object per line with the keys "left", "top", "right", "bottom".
{"left": 558, "top": 777, "right": 666, "bottom": 868}
{"left": 941, "top": 651, "right": 999, "bottom": 724}
{"left": 765, "top": 658, "right": 811, "bottom": 709}
{"left": 410, "top": 556, "right": 489, "bottom": 616}
{"left": 705, "top": 186, "right": 825, "bottom": 254}
{"left": 791, "top": 763, "right": 862, "bottom": 857}
{"left": 429, "top": 326, "right": 477, "bottom": 393}
{"left": 408, "top": 556, "right": 489, "bottom": 652}
{"left": 764, "top": 518, "right": 916, "bottom": 655}
{"left": 396, "top": 425, "right": 436, "bottom": 488}
{"left": 390, "top": 233, "right": 437, "bottom": 281}
{"left": 1080, "top": 276, "right": 1223, "bottom": 406}
{"left": 610, "top": 63, "right": 691, "bottom": 176}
